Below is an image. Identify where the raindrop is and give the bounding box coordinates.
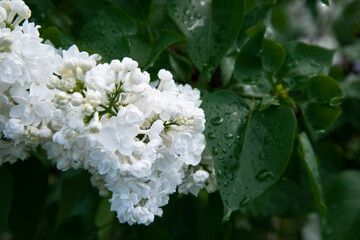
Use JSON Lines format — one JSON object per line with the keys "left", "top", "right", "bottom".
{"left": 259, "top": 152, "right": 265, "bottom": 160}
{"left": 217, "top": 170, "right": 223, "bottom": 179}
{"left": 229, "top": 173, "right": 233, "bottom": 180}
{"left": 207, "top": 132, "right": 217, "bottom": 140}
{"left": 256, "top": 169, "right": 274, "bottom": 182}
{"left": 219, "top": 156, "right": 225, "bottom": 160}
{"left": 212, "top": 146, "right": 218, "bottom": 155}
{"left": 217, "top": 142, "right": 222, "bottom": 147}
{"left": 210, "top": 116, "right": 224, "bottom": 126}
{"left": 264, "top": 136, "right": 272, "bottom": 145}
{"left": 223, "top": 181, "right": 229, "bottom": 187}
{"left": 239, "top": 196, "right": 249, "bottom": 207}
{"left": 222, "top": 149, "right": 226, "bottom": 154}
{"left": 224, "top": 133, "right": 233, "bottom": 139}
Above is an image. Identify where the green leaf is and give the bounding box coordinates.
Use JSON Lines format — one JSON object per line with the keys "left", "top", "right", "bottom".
{"left": 126, "top": 33, "right": 152, "bottom": 67}
{"left": 127, "top": 30, "right": 179, "bottom": 69}
{"left": 259, "top": 94, "right": 279, "bottom": 111}
{"left": 168, "top": 0, "right": 244, "bottom": 79}
{"left": 104, "top": 0, "right": 152, "bottom": 20}
{"left": 8, "top": 158, "right": 47, "bottom": 238}
{"left": 278, "top": 42, "right": 335, "bottom": 90}
{"left": 303, "top": 75, "right": 344, "bottom": 106}
{"left": 237, "top": 2, "right": 274, "bottom": 48}
{"left": 201, "top": 91, "right": 296, "bottom": 220}
{"left": 220, "top": 52, "right": 236, "bottom": 87}
{"left": 95, "top": 197, "right": 115, "bottom": 240}
{"left": 169, "top": 51, "right": 193, "bottom": 83}
{"left": 42, "top": 26, "right": 76, "bottom": 49}
{"left": 241, "top": 178, "right": 308, "bottom": 218}
{"left": 234, "top": 26, "right": 267, "bottom": 85}
{"left": 261, "top": 38, "right": 286, "bottom": 74}
{"left": 298, "top": 132, "right": 327, "bottom": 217}
{"left": 80, "top": 6, "right": 137, "bottom": 61}
{"left": 323, "top": 171, "right": 360, "bottom": 240}
{"left": 0, "top": 165, "right": 13, "bottom": 232}
{"left": 145, "top": 30, "right": 180, "bottom": 69}
{"left": 56, "top": 170, "right": 91, "bottom": 227}
{"left": 299, "top": 75, "right": 344, "bottom": 131}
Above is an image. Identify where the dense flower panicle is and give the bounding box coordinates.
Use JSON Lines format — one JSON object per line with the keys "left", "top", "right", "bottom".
{"left": 0, "top": 0, "right": 216, "bottom": 226}
{"left": 0, "top": 0, "right": 61, "bottom": 162}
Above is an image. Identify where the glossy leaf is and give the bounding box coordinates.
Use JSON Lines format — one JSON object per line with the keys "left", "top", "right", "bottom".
{"left": 259, "top": 94, "right": 279, "bottom": 111}
{"left": 104, "top": 0, "right": 152, "bottom": 20}
{"left": 237, "top": 2, "right": 274, "bottom": 48}
{"left": 42, "top": 26, "right": 76, "bottom": 49}
{"left": 145, "top": 30, "right": 180, "bottom": 69}
{"left": 80, "top": 6, "right": 137, "bottom": 61}
{"left": 323, "top": 171, "right": 360, "bottom": 240}
{"left": 241, "top": 178, "right": 308, "bottom": 218}
{"left": 234, "top": 26, "right": 267, "bottom": 85}
{"left": 168, "top": 0, "right": 244, "bottom": 79}
{"left": 201, "top": 91, "right": 296, "bottom": 220}
{"left": 261, "top": 38, "right": 286, "bottom": 74}
{"left": 278, "top": 42, "right": 335, "bottom": 90}
{"left": 0, "top": 165, "right": 13, "bottom": 232}
{"left": 127, "top": 30, "right": 179, "bottom": 69}
{"left": 299, "top": 75, "right": 344, "bottom": 131}
{"left": 169, "top": 51, "right": 193, "bottom": 83}
{"left": 298, "top": 132, "right": 327, "bottom": 217}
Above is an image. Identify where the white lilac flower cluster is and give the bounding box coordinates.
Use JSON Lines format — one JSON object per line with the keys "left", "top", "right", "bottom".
{"left": 0, "top": 0, "right": 216, "bottom": 225}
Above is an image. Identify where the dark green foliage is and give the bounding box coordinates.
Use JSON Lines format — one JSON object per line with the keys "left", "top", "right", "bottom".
{"left": 2, "top": 0, "right": 359, "bottom": 239}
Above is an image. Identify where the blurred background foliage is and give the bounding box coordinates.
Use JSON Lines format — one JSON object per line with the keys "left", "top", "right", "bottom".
{"left": 1, "top": 0, "right": 360, "bottom": 239}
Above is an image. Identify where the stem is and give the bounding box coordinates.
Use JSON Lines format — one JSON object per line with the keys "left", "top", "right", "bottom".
{"left": 234, "top": 92, "right": 264, "bottom": 99}
{"left": 266, "top": 72, "right": 276, "bottom": 91}
{"left": 99, "top": 104, "right": 117, "bottom": 117}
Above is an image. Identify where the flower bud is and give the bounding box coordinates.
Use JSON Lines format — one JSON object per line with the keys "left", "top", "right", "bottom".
{"left": 82, "top": 103, "right": 93, "bottom": 116}
{"left": 71, "top": 92, "right": 83, "bottom": 106}
{"left": 80, "top": 60, "right": 93, "bottom": 72}
{"left": 110, "top": 59, "right": 122, "bottom": 72}
{"left": 63, "top": 57, "right": 78, "bottom": 70}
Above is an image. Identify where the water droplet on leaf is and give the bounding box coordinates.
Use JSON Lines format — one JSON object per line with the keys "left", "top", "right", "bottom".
{"left": 224, "top": 133, "right": 233, "bottom": 139}
{"left": 210, "top": 117, "right": 224, "bottom": 126}
{"left": 212, "top": 147, "right": 218, "bottom": 155}
{"left": 264, "top": 137, "right": 272, "bottom": 145}
{"left": 256, "top": 169, "right": 274, "bottom": 182}
{"left": 207, "top": 132, "right": 217, "bottom": 140}
{"left": 239, "top": 196, "right": 249, "bottom": 207}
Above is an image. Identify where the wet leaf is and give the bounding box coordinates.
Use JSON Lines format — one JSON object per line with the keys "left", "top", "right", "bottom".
{"left": 80, "top": 6, "right": 137, "bottom": 61}
{"left": 299, "top": 75, "right": 344, "bottom": 131}
{"left": 201, "top": 91, "right": 296, "bottom": 220}
{"left": 298, "top": 132, "right": 327, "bottom": 217}
{"left": 168, "top": 0, "right": 244, "bottom": 79}
{"left": 278, "top": 42, "right": 335, "bottom": 90}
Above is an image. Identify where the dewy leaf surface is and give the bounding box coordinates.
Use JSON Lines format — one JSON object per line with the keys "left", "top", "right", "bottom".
{"left": 299, "top": 75, "right": 344, "bottom": 131}
{"left": 201, "top": 91, "right": 296, "bottom": 220}
{"left": 298, "top": 132, "right": 327, "bottom": 217}
{"left": 278, "top": 42, "right": 335, "bottom": 90}
{"left": 80, "top": 6, "right": 137, "bottom": 61}
{"left": 168, "top": 0, "right": 244, "bottom": 79}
